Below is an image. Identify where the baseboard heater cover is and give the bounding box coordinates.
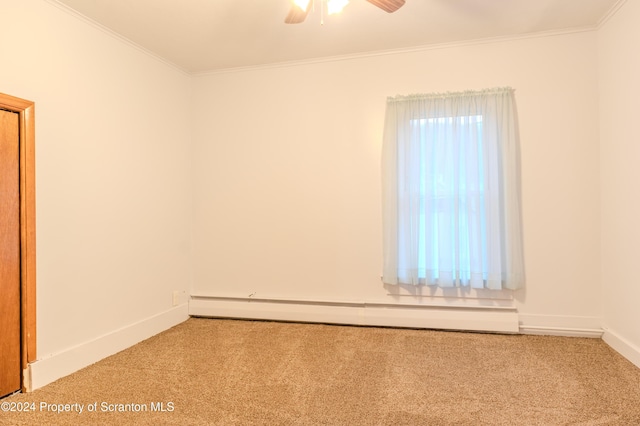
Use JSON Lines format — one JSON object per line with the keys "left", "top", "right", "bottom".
{"left": 189, "top": 296, "right": 519, "bottom": 333}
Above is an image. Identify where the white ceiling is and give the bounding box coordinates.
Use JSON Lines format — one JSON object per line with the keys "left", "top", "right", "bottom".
{"left": 53, "top": 0, "right": 620, "bottom": 73}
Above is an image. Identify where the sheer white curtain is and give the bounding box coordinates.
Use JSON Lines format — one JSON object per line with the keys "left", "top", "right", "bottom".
{"left": 382, "top": 88, "right": 525, "bottom": 290}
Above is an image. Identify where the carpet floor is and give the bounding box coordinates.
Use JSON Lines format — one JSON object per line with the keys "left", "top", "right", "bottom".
{"left": 1, "top": 318, "right": 639, "bottom": 425}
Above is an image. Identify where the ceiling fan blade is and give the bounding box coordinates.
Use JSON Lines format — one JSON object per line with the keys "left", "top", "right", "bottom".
{"left": 285, "top": 3, "right": 311, "bottom": 24}
{"left": 366, "top": 0, "right": 406, "bottom": 13}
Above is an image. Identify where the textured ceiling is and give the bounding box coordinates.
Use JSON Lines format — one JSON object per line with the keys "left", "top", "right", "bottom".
{"left": 53, "top": 0, "right": 620, "bottom": 73}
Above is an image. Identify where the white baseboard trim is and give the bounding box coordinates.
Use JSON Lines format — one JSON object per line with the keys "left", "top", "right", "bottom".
{"left": 602, "top": 328, "right": 640, "bottom": 369}
{"left": 27, "top": 304, "right": 189, "bottom": 391}
{"left": 189, "top": 296, "right": 519, "bottom": 333}
{"left": 518, "top": 314, "right": 603, "bottom": 338}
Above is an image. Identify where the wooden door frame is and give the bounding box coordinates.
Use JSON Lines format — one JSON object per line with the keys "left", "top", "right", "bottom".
{"left": 0, "top": 93, "right": 36, "bottom": 392}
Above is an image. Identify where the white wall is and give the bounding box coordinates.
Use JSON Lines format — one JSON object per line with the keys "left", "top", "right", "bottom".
{"left": 191, "top": 31, "right": 602, "bottom": 331}
{"left": 0, "top": 0, "right": 192, "bottom": 385}
{"left": 3, "top": 0, "right": 632, "bottom": 388}
{"left": 598, "top": 0, "right": 640, "bottom": 365}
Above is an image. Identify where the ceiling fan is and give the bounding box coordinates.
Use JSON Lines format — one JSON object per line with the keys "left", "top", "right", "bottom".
{"left": 285, "top": 0, "right": 406, "bottom": 24}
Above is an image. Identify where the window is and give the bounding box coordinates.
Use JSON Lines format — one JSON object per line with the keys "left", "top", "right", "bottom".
{"left": 382, "top": 88, "right": 525, "bottom": 290}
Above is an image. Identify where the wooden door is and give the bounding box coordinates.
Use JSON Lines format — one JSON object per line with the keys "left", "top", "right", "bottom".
{"left": 0, "top": 108, "right": 21, "bottom": 397}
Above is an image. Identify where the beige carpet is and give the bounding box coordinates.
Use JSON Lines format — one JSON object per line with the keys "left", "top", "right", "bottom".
{"left": 1, "top": 318, "right": 640, "bottom": 425}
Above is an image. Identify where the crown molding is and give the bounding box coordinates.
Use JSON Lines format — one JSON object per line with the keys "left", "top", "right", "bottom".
{"left": 44, "top": 0, "right": 610, "bottom": 78}
{"left": 195, "top": 26, "right": 598, "bottom": 76}
{"left": 597, "top": 0, "right": 628, "bottom": 29}
{"left": 44, "top": 0, "right": 190, "bottom": 77}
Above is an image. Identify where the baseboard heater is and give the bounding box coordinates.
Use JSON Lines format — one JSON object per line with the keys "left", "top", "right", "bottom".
{"left": 189, "top": 296, "right": 519, "bottom": 333}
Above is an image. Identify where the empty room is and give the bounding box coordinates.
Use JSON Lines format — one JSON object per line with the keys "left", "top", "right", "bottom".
{"left": 1, "top": 0, "right": 639, "bottom": 424}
